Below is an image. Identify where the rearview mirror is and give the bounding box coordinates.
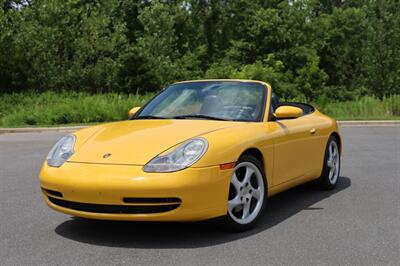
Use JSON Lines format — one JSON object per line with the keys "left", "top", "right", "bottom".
{"left": 128, "top": 106, "right": 141, "bottom": 118}
{"left": 274, "top": 106, "right": 303, "bottom": 119}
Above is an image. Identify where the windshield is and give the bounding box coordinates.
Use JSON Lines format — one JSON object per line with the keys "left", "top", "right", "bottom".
{"left": 136, "top": 81, "right": 267, "bottom": 122}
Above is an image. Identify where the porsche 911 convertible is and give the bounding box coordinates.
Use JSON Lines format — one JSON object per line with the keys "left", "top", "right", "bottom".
{"left": 40, "top": 80, "right": 341, "bottom": 231}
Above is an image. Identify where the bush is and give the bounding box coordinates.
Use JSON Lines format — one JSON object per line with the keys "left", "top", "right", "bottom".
{"left": 0, "top": 91, "right": 153, "bottom": 127}
{"left": 314, "top": 95, "right": 400, "bottom": 120}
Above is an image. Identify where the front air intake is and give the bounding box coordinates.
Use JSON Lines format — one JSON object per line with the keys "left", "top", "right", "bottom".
{"left": 48, "top": 197, "right": 180, "bottom": 214}
{"left": 42, "top": 188, "right": 63, "bottom": 198}
{"left": 122, "top": 197, "right": 181, "bottom": 204}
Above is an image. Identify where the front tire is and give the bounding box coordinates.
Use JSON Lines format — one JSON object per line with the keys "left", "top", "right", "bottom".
{"left": 224, "top": 155, "right": 267, "bottom": 232}
{"left": 316, "top": 135, "right": 341, "bottom": 190}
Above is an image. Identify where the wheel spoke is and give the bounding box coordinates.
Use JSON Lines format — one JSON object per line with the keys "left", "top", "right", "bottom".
{"left": 243, "top": 167, "right": 254, "bottom": 184}
{"left": 242, "top": 201, "right": 251, "bottom": 219}
{"left": 332, "top": 147, "right": 337, "bottom": 158}
{"left": 231, "top": 172, "right": 242, "bottom": 191}
{"left": 252, "top": 188, "right": 261, "bottom": 200}
{"left": 335, "top": 161, "right": 339, "bottom": 175}
{"left": 328, "top": 167, "right": 334, "bottom": 180}
{"left": 228, "top": 196, "right": 242, "bottom": 212}
{"left": 329, "top": 143, "right": 334, "bottom": 157}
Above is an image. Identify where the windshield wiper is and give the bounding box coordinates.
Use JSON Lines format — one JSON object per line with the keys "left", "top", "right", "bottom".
{"left": 131, "top": 115, "right": 167, "bottom": 120}
{"left": 172, "top": 114, "right": 228, "bottom": 121}
{"left": 132, "top": 114, "right": 228, "bottom": 121}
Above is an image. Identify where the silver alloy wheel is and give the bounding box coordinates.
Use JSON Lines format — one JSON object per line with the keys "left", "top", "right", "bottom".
{"left": 228, "top": 161, "right": 265, "bottom": 225}
{"left": 326, "top": 141, "right": 340, "bottom": 184}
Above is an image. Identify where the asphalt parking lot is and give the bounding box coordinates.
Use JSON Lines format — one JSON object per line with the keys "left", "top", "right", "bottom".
{"left": 0, "top": 125, "right": 399, "bottom": 265}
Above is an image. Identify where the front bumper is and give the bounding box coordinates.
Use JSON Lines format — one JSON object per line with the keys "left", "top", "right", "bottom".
{"left": 39, "top": 162, "right": 232, "bottom": 221}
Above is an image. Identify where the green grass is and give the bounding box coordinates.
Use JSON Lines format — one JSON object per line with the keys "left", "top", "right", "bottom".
{"left": 0, "top": 92, "right": 399, "bottom": 127}
{"left": 314, "top": 95, "right": 400, "bottom": 120}
{"left": 0, "top": 91, "right": 153, "bottom": 127}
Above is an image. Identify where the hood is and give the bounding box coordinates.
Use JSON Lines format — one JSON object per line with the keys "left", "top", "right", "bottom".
{"left": 68, "top": 119, "right": 242, "bottom": 165}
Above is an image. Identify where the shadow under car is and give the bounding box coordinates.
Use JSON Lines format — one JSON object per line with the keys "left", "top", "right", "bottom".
{"left": 54, "top": 176, "right": 351, "bottom": 249}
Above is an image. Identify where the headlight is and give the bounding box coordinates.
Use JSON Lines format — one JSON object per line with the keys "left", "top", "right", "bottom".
{"left": 144, "top": 138, "right": 208, "bottom": 172}
{"left": 46, "top": 135, "right": 76, "bottom": 167}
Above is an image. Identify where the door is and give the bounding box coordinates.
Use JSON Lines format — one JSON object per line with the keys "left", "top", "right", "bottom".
{"left": 270, "top": 117, "right": 319, "bottom": 186}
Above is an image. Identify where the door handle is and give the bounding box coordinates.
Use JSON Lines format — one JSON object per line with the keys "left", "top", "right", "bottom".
{"left": 310, "top": 128, "right": 316, "bottom": 134}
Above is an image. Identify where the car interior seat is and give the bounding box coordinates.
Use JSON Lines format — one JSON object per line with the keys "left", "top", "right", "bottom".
{"left": 200, "top": 95, "right": 223, "bottom": 114}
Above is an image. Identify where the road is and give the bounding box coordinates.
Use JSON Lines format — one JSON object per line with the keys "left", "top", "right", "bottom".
{"left": 0, "top": 125, "right": 399, "bottom": 265}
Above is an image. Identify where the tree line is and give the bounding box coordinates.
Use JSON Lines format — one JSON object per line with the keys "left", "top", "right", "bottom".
{"left": 0, "top": 0, "right": 399, "bottom": 101}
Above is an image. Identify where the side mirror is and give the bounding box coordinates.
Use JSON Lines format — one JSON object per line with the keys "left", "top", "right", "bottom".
{"left": 128, "top": 106, "right": 141, "bottom": 118}
{"left": 274, "top": 106, "right": 303, "bottom": 119}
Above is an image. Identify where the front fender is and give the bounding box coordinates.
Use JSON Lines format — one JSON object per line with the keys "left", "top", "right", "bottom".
{"left": 192, "top": 122, "right": 275, "bottom": 188}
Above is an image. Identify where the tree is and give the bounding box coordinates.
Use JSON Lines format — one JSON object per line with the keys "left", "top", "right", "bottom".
{"left": 363, "top": 0, "right": 400, "bottom": 97}
{"left": 0, "top": 0, "right": 398, "bottom": 100}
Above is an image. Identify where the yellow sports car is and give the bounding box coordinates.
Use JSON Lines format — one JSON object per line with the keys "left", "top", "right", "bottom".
{"left": 40, "top": 80, "right": 341, "bottom": 231}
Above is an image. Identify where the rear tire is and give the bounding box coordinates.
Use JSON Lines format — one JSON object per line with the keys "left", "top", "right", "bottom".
{"left": 316, "top": 135, "right": 341, "bottom": 190}
{"left": 223, "top": 154, "right": 267, "bottom": 232}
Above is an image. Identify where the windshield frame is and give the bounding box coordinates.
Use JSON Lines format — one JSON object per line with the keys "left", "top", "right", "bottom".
{"left": 132, "top": 80, "right": 269, "bottom": 122}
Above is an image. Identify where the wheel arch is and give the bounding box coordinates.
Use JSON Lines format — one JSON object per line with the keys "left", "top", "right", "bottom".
{"left": 239, "top": 148, "right": 265, "bottom": 169}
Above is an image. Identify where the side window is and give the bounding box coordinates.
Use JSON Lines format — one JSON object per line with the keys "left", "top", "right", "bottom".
{"left": 269, "top": 93, "right": 280, "bottom": 120}
{"left": 271, "top": 93, "right": 280, "bottom": 112}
